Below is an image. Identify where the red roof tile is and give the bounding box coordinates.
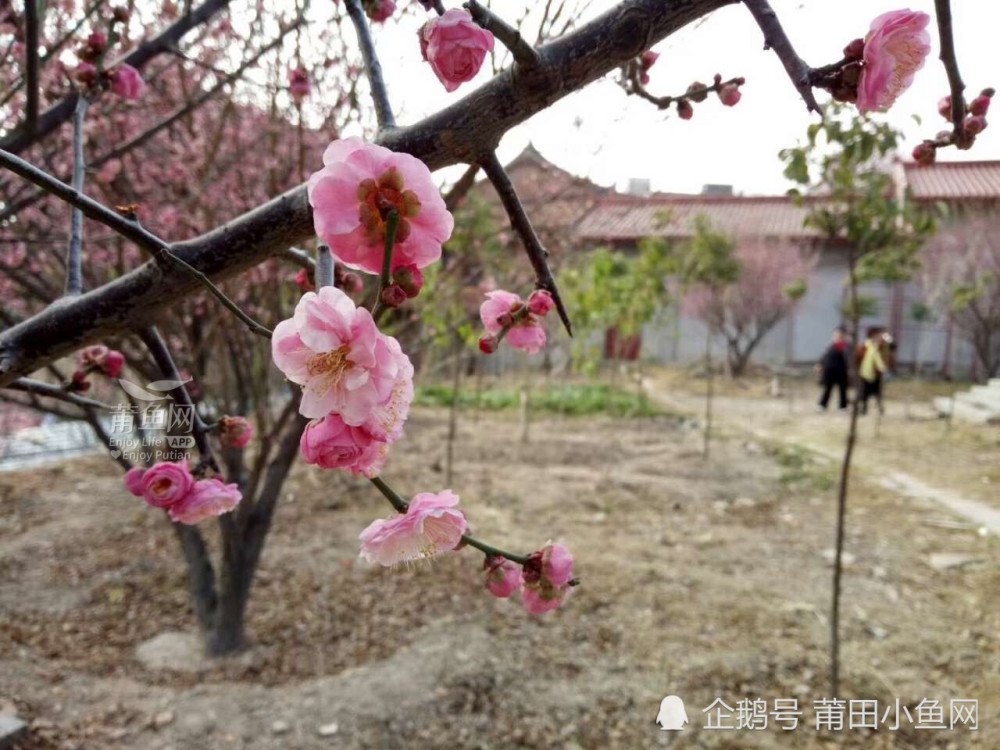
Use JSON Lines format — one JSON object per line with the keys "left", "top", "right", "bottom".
{"left": 576, "top": 196, "right": 820, "bottom": 241}
{"left": 903, "top": 160, "right": 1000, "bottom": 201}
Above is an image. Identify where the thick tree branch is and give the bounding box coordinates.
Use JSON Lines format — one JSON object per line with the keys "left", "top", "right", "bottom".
{"left": 0, "top": 0, "right": 737, "bottom": 386}
{"left": 344, "top": 0, "right": 396, "bottom": 129}
{"left": 0, "top": 0, "right": 233, "bottom": 156}
{"left": 742, "top": 0, "right": 820, "bottom": 113}
{"left": 479, "top": 151, "right": 572, "bottom": 335}
{"left": 24, "top": 0, "right": 40, "bottom": 135}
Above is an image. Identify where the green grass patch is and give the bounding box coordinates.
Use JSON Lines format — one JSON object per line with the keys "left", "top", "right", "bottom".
{"left": 772, "top": 444, "right": 837, "bottom": 492}
{"left": 415, "top": 383, "right": 662, "bottom": 418}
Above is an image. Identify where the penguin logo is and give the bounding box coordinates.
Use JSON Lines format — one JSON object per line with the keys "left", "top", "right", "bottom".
{"left": 656, "top": 695, "right": 688, "bottom": 731}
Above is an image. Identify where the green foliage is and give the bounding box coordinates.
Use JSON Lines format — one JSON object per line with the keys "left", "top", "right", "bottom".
{"left": 772, "top": 444, "right": 836, "bottom": 492}
{"left": 783, "top": 277, "right": 808, "bottom": 301}
{"left": 415, "top": 382, "right": 663, "bottom": 418}
{"left": 950, "top": 272, "right": 995, "bottom": 312}
{"left": 839, "top": 294, "right": 879, "bottom": 320}
{"left": 559, "top": 239, "right": 674, "bottom": 366}
{"left": 677, "top": 216, "right": 740, "bottom": 289}
{"left": 780, "top": 104, "right": 935, "bottom": 300}
{"left": 910, "top": 301, "right": 932, "bottom": 323}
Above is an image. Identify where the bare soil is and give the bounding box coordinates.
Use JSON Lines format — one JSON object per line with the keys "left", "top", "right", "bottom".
{"left": 0, "top": 402, "right": 997, "bottom": 749}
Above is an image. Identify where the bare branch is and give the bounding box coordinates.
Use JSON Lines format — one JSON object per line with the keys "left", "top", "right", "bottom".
{"left": 742, "top": 0, "right": 820, "bottom": 113}
{"left": 444, "top": 164, "right": 480, "bottom": 211}
{"left": 344, "top": 0, "right": 396, "bottom": 129}
{"left": 24, "top": 0, "right": 40, "bottom": 135}
{"left": 5, "top": 377, "right": 113, "bottom": 410}
{"left": 479, "top": 151, "right": 572, "bottom": 335}
{"left": 934, "top": 0, "right": 967, "bottom": 146}
{"left": 65, "top": 97, "right": 89, "bottom": 296}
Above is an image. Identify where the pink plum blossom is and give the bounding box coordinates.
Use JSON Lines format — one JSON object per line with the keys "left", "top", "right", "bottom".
{"left": 365, "top": 0, "right": 395, "bottom": 22}
{"left": 307, "top": 137, "right": 454, "bottom": 275}
{"left": 359, "top": 490, "right": 468, "bottom": 566}
{"left": 168, "top": 477, "right": 242, "bottom": 525}
{"left": 103, "top": 349, "right": 125, "bottom": 378}
{"left": 639, "top": 50, "right": 658, "bottom": 85}
{"left": 124, "top": 459, "right": 195, "bottom": 509}
{"left": 521, "top": 542, "right": 574, "bottom": 614}
{"left": 526, "top": 289, "right": 555, "bottom": 317}
{"left": 479, "top": 289, "right": 547, "bottom": 355}
{"left": 484, "top": 556, "right": 522, "bottom": 598}
{"left": 419, "top": 9, "right": 494, "bottom": 93}
{"left": 109, "top": 64, "right": 146, "bottom": 100}
{"left": 271, "top": 286, "right": 410, "bottom": 421}
{"left": 219, "top": 416, "right": 254, "bottom": 448}
{"left": 856, "top": 9, "right": 931, "bottom": 114}
{"left": 78, "top": 344, "right": 125, "bottom": 377}
{"left": 300, "top": 414, "right": 385, "bottom": 476}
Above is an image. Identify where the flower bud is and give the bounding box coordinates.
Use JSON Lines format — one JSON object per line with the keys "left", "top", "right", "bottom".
{"left": 392, "top": 264, "right": 424, "bottom": 298}
{"left": 380, "top": 283, "right": 408, "bottom": 308}
{"left": 969, "top": 94, "right": 992, "bottom": 117}
{"left": 676, "top": 99, "right": 694, "bottom": 120}
{"left": 496, "top": 312, "right": 514, "bottom": 328}
{"left": 718, "top": 83, "right": 741, "bottom": 107}
{"left": 640, "top": 50, "right": 658, "bottom": 71}
{"left": 84, "top": 31, "right": 107, "bottom": 57}
{"left": 527, "top": 289, "right": 555, "bottom": 317}
{"left": 937, "top": 95, "right": 954, "bottom": 120}
{"left": 294, "top": 267, "right": 315, "bottom": 292}
{"left": 484, "top": 555, "right": 522, "bottom": 598}
{"left": 843, "top": 38, "right": 865, "bottom": 60}
{"left": 70, "top": 370, "right": 91, "bottom": 392}
{"left": 364, "top": 0, "right": 396, "bottom": 23}
{"left": 912, "top": 141, "right": 936, "bottom": 166}
{"left": 112, "top": 6, "right": 130, "bottom": 23}
{"left": 103, "top": 350, "right": 125, "bottom": 378}
{"left": 713, "top": 73, "right": 722, "bottom": 85}
{"left": 219, "top": 416, "right": 254, "bottom": 449}
{"left": 478, "top": 335, "right": 498, "bottom": 354}
{"left": 686, "top": 82, "right": 708, "bottom": 103}
{"left": 74, "top": 62, "right": 98, "bottom": 87}
{"left": 965, "top": 114, "right": 988, "bottom": 135}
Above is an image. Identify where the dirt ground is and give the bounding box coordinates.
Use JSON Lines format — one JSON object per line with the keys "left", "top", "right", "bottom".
{"left": 0, "top": 395, "right": 998, "bottom": 749}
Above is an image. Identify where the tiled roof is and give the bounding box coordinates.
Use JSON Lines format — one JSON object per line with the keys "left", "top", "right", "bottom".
{"left": 903, "top": 160, "right": 1000, "bottom": 201}
{"left": 576, "top": 196, "right": 820, "bottom": 241}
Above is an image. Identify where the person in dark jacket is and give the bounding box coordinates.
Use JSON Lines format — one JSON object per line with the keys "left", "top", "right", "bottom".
{"left": 816, "top": 326, "right": 850, "bottom": 412}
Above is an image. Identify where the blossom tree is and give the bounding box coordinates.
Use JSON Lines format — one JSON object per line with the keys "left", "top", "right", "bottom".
{"left": 683, "top": 235, "right": 813, "bottom": 377}
{"left": 0, "top": 0, "right": 989, "bottom": 668}
{"left": 921, "top": 216, "right": 1000, "bottom": 378}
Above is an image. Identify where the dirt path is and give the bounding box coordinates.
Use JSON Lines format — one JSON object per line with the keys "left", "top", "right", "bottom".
{"left": 1, "top": 408, "right": 998, "bottom": 748}
{"left": 646, "top": 380, "right": 1000, "bottom": 532}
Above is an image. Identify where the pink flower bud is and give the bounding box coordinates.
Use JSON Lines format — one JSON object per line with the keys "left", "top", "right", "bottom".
{"left": 938, "top": 95, "right": 954, "bottom": 120}
{"left": 640, "top": 50, "right": 659, "bottom": 71}
{"left": 294, "top": 267, "right": 315, "bottom": 292}
{"left": 479, "top": 335, "right": 498, "bottom": 354}
{"left": 288, "top": 67, "right": 311, "bottom": 101}
{"left": 965, "top": 114, "right": 988, "bottom": 135}
{"left": 718, "top": 83, "right": 741, "bottom": 107}
{"left": 419, "top": 9, "right": 494, "bottom": 93}
{"left": 364, "top": 0, "right": 396, "bottom": 23}
{"left": 392, "top": 264, "right": 424, "bottom": 298}
{"left": 527, "top": 289, "right": 555, "bottom": 317}
{"left": 103, "top": 349, "right": 125, "bottom": 378}
{"left": 843, "top": 38, "right": 865, "bottom": 60}
{"left": 484, "top": 556, "right": 523, "bottom": 598}
{"left": 83, "top": 31, "right": 107, "bottom": 59}
{"left": 686, "top": 81, "right": 708, "bottom": 103}
{"left": 969, "top": 94, "right": 992, "bottom": 117}
{"left": 912, "top": 141, "right": 936, "bottom": 166}
{"left": 380, "top": 283, "right": 408, "bottom": 308}
{"left": 676, "top": 99, "right": 694, "bottom": 120}
{"left": 70, "top": 369, "right": 91, "bottom": 392}
{"left": 109, "top": 64, "right": 145, "bottom": 100}
{"left": 219, "top": 416, "right": 254, "bottom": 449}
{"left": 337, "top": 271, "right": 363, "bottom": 294}
{"left": 74, "top": 62, "right": 97, "bottom": 87}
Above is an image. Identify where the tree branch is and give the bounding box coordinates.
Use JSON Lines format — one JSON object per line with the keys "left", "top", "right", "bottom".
{"left": 4, "top": 377, "right": 113, "bottom": 410}
{"left": 24, "top": 0, "right": 40, "bottom": 135}
{"left": 0, "top": 0, "right": 738, "bottom": 386}
{"left": 934, "top": 0, "right": 967, "bottom": 146}
{"left": 479, "top": 151, "right": 572, "bottom": 335}
{"left": 344, "top": 0, "right": 396, "bottom": 129}
{"left": 65, "top": 96, "right": 89, "bottom": 296}
{"left": 742, "top": 0, "right": 820, "bottom": 113}
{"left": 0, "top": 0, "right": 233, "bottom": 156}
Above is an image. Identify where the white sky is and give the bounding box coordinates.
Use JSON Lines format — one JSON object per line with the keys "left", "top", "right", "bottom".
{"left": 360, "top": 0, "right": 1000, "bottom": 195}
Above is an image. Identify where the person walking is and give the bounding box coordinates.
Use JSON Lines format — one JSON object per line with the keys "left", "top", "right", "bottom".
{"left": 816, "top": 326, "right": 850, "bottom": 412}
{"left": 858, "top": 327, "right": 889, "bottom": 415}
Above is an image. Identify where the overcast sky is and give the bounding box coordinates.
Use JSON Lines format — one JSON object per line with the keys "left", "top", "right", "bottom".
{"left": 358, "top": 0, "right": 999, "bottom": 196}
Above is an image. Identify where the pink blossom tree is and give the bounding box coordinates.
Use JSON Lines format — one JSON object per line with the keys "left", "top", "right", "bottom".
{"left": 921, "top": 215, "right": 1000, "bottom": 378}
{"left": 683, "top": 235, "right": 813, "bottom": 377}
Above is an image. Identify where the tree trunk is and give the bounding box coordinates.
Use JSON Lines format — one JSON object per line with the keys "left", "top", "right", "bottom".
{"left": 703, "top": 328, "right": 713, "bottom": 459}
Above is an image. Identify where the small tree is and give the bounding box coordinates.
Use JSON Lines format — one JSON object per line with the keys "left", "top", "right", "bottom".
{"left": 683, "top": 236, "right": 813, "bottom": 376}
{"left": 921, "top": 216, "right": 1000, "bottom": 379}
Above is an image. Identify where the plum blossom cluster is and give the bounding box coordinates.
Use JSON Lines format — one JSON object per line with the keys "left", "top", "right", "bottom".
{"left": 124, "top": 459, "right": 242, "bottom": 525}
{"left": 419, "top": 9, "right": 495, "bottom": 93}
{"left": 818, "top": 9, "right": 930, "bottom": 113}
{"left": 272, "top": 286, "right": 414, "bottom": 477}
{"left": 914, "top": 88, "right": 995, "bottom": 165}
{"left": 625, "top": 50, "right": 744, "bottom": 120}
{"left": 70, "top": 344, "right": 125, "bottom": 392}
{"left": 478, "top": 288, "right": 555, "bottom": 355}
{"left": 72, "top": 8, "right": 145, "bottom": 101}
{"left": 485, "top": 543, "right": 575, "bottom": 614}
